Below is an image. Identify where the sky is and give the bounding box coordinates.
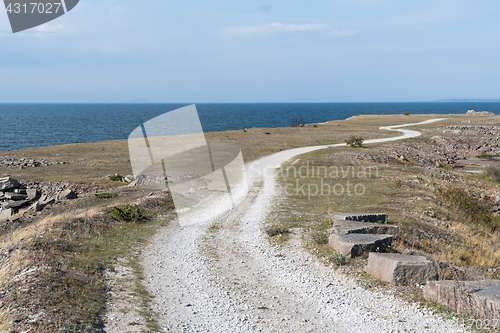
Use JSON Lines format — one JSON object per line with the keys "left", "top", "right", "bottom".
{"left": 0, "top": 0, "right": 499, "bottom": 103}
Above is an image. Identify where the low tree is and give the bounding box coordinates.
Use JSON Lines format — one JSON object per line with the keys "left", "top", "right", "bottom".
{"left": 345, "top": 135, "right": 364, "bottom": 148}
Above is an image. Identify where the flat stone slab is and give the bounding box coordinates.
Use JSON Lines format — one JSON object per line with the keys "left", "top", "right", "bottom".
{"left": 365, "top": 253, "right": 437, "bottom": 286}
{"left": 0, "top": 177, "right": 20, "bottom": 191}
{"left": 333, "top": 220, "right": 399, "bottom": 238}
{"left": 332, "top": 213, "right": 387, "bottom": 223}
{"left": 329, "top": 233, "right": 393, "bottom": 258}
{"left": 424, "top": 280, "right": 500, "bottom": 320}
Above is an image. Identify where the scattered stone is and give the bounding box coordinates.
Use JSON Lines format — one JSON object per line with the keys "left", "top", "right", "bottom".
{"left": 424, "top": 280, "right": 500, "bottom": 320}
{"left": 365, "top": 253, "right": 438, "bottom": 286}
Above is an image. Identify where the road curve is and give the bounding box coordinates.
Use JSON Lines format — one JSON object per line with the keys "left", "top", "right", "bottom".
{"left": 141, "top": 118, "right": 465, "bottom": 332}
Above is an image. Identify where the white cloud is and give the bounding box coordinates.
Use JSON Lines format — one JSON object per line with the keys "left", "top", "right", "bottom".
{"left": 36, "top": 23, "right": 65, "bottom": 34}
{"left": 327, "top": 29, "right": 358, "bottom": 37}
{"left": 223, "top": 22, "right": 329, "bottom": 37}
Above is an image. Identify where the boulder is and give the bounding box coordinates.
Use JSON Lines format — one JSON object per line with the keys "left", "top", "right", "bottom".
{"left": 365, "top": 253, "right": 438, "bottom": 286}
{"left": 329, "top": 233, "right": 393, "bottom": 258}
{"left": 424, "top": 280, "right": 500, "bottom": 320}
{"left": 40, "top": 197, "right": 55, "bottom": 206}
{"left": 0, "top": 177, "right": 20, "bottom": 191}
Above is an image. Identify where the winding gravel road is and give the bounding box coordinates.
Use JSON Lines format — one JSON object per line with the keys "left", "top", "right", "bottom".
{"left": 142, "top": 119, "right": 466, "bottom": 332}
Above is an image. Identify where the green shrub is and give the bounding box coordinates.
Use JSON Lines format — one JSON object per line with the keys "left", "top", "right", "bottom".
{"left": 345, "top": 136, "right": 364, "bottom": 148}
{"left": 265, "top": 227, "right": 290, "bottom": 237}
{"left": 487, "top": 166, "right": 500, "bottom": 182}
{"left": 109, "top": 174, "right": 122, "bottom": 182}
{"left": 312, "top": 232, "right": 329, "bottom": 245}
{"left": 95, "top": 193, "right": 118, "bottom": 199}
{"left": 404, "top": 112, "right": 410, "bottom": 116}
{"left": 477, "top": 151, "right": 493, "bottom": 159}
{"left": 265, "top": 132, "right": 271, "bottom": 135}
{"left": 330, "top": 254, "right": 347, "bottom": 266}
{"left": 436, "top": 187, "right": 499, "bottom": 231}
{"left": 111, "top": 204, "right": 144, "bottom": 222}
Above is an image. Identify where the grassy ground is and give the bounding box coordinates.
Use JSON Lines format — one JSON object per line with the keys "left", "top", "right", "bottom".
{"left": 0, "top": 189, "right": 175, "bottom": 331}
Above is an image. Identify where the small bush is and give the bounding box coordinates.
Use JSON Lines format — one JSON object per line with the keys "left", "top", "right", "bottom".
{"left": 436, "top": 187, "right": 499, "bottom": 231}
{"left": 330, "top": 254, "right": 347, "bottom": 266}
{"left": 265, "top": 132, "right": 271, "bottom": 135}
{"left": 266, "top": 227, "right": 290, "bottom": 237}
{"left": 487, "top": 166, "right": 500, "bottom": 182}
{"left": 111, "top": 204, "right": 144, "bottom": 222}
{"left": 404, "top": 112, "right": 410, "bottom": 116}
{"left": 313, "top": 124, "right": 318, "bottom": 127}
{"left": 477, "top": 151, "right": 493, "bottom": 159}
{"left": 312, "top": 232, "right": 329, "bottom": 245}
{"left": 345, "top": 136, "right": 364, "bottom": 148}
{"left": 95, "top": 193, "right": 118, "bottom": 199}
{"left": 109, "top": 174, "right": 122, "bottom": 182}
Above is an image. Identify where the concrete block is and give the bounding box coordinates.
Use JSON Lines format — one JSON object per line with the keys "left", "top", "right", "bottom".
{"left": 333, "top": 220, "right": 399, "bottom": 238}
{"left": 329, "top": 233, "right": 393, "bottom": 258}
{"left": 365, "top": 253, "right": 438, "bottom": 286}
{"left": 424, "top": 280, "right": 500, "bottom": 320}
{"left": 332, "top": 213, "right": 387, "bottom": 223}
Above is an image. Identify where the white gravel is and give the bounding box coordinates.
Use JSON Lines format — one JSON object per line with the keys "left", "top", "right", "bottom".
{"left": 141, "top": 119, "right": 466, "bottom": 332}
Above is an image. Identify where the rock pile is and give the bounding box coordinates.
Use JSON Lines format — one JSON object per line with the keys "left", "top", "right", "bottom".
{"left": 0, "top": 177, "right": 77, "bottom": 220}
{"left": 0, "top": 158, "right": 67, "bottom": 169}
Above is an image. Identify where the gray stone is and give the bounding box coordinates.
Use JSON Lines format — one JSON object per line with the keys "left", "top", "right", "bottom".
{"left": 28, "top": 201, "right": 45, "bottom": 212}
{"left": 8, "top": 199, "right": 30, "bottom": 209}
{"left": 0, "top": 208, "right": 12, "bottom": 220}
{"left": 40, "top": 197, "right": 55, "bottom": 206}
{"left": 123, "top": 175, "right": 134, "bottom": 183}
{"left": 332, "top": 213, "right": 387, "bottom": 223}
{"left": 424, "top": 280, "right": 500, "bottom": 320}
{"left": 57, "top": 189, "right": 77, "bottom": 201}
{"left": 329, "top": 233, "right": 393, "bottom": 258}
{"left": 0, "top": 177, "right": 20, "bottom": 191}
{"left": 365, "top": 253, "right": 438, "bottom": 286}
{"left": 4, "top": 192, "right": 28, "bottom": 201}
{"left": 27, "top": 189, "right": 41, "bottom": 201}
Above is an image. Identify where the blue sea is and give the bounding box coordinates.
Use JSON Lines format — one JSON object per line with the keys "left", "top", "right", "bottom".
{"left": 1, "top": 102, "right": 500, "bottom": 152}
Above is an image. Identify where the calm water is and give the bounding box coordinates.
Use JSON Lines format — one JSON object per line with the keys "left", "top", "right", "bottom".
{"left": 1, "top": 102, "right": 500, "bottom": 152}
